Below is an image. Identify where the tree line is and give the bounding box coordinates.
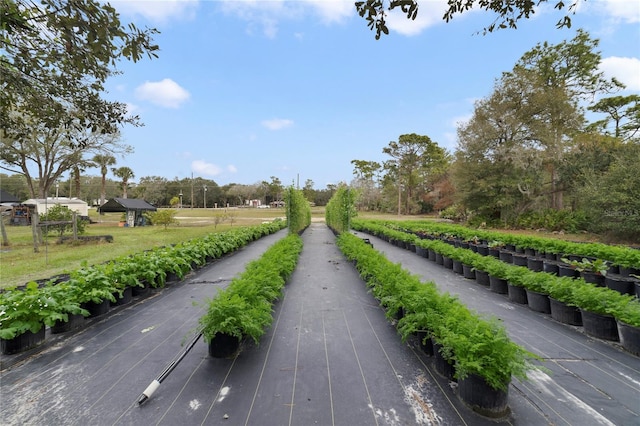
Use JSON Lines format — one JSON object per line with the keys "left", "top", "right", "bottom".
{"left": 350, "top": 31, "right": 639, "bottom": 241}
{"left": 0, "top": 171, "right": 338, "bottom": 209}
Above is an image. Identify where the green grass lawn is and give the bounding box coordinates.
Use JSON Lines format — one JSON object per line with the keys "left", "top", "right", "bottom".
{"left": 0, "top": 207, "right": 304, "bottom": 289}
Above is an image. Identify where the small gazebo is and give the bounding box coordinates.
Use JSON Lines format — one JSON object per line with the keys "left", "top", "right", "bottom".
{"left": 98, "top": 198, "right": 157, "bottom": 227}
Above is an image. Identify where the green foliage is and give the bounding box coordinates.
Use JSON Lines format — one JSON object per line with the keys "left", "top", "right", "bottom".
{"left": 355, "top": 0, "right": 577, "bottom": 40}
{"left": 284, "top": 186, "right": 311, "bottom": 234}
{"left": 578, "top": 144, "right": 640, "bottom": 240}
{"left": 199, "top": 234, "right": 303, "bottom": 344}
{"left": 2, "top": 0, "right": 159, "bottom": 140}
{"left": 438, "top": 204, "right": 466, "bottom": 222}
{"left": 1, "top": 221, "right": 288, "bottom": 342}
{"left": 516, "top": 209, "right": 587, "bottom": 233}
{"left": 444, "top": 315, "right": 536, "bottom": 390}
{"left": 337, "top": 231, "right": 534, "bottom": 391}
{"left": 68, "top": 264, "right": 118, "bottom": 304}
{"left": 0, "top": 281, "right": 87, "bottom": 340}
{"left": 571, "top": 284, "right": 636, "bottom": 317}
{"left": 325, "top": 184, "right": 359, "bottom": 234}
{"left": 358, "top": 218, "right": 640, "bottom": 269}
{"left": 353, "top": 218, "right": 640, "bottom": 327}
{"left": 40, "top": 204, "right": 86, "bottom": 237}
{"left": 560, "top": 257, "right": 608, "bottom": 275}
{"left": 147, "top": 209, "right": 179, "bottom": 229}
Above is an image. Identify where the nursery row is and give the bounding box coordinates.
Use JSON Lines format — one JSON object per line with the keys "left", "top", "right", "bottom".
{"left": 198, "top": 233, "right": 303, "bottom": 357}
{"left": 0, "top": 220, "right": 287, "bottom": 355}
{"left": 336, "top": 231, "right": 534, "bottom": 417}
{"left": 352, "top": 220, "right": 640, "bottom": 357}
{"left": 371, "top": 219, "right": 640, "bottom": 272}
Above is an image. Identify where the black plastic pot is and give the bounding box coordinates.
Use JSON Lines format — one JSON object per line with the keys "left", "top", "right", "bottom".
{"left": 208, "top": 333, "right": 241, "bottom": 358}
{"left": 132, "top": 280, "right": 151, "bottom": 298}
{"left": 617, "top": 321, "right": 640, "bottom": 356}
{"left": 543, "top": 261, "right": 559, "bottom": 275}
{"left": 458, "top": 373, "right": 510, "bottom": 419}
{"left": 166, "top": 272, "right": 180, "bottom": 283}
{"left": 512, "top": 254, "right": 528, "bottom": 267}
{"left": 417, "top": 332, "right": 434, "bottom": 356}
{"left": 525, "top": 290, "right": 551, "bottom": 314}
{"left": 428, "top": 249, "right": 437, "bottom": 262}
{"left": 462, "top": 264, "right": 476, "bottom": 280}
{"left": 544, "top": 252, "right": 558, "bottom": 261}
{"left": 1, "top": 326, "right": 45, "bottom": 355}
{"left": 558, "top": 265, "right": 578, "bottom": 278}
{"left": 549, "top": 298, "right": 582, "bottom": 326}
{"left": 435, "top": 253, "right": 444, "bottom": 265}
{"left": 452, "top": 260, "right": 464, "bottom": 274}
{"left": 604, "top": 276, "right": 636, "bottom": 295}
{"left": 416, "top": 247, "right": 428, "bottom": 258}
{"left": 82, "top": 299, "right": 110, "bottom": 318}
{"left": 581, "top": 310, "right": 619, "bottom": 341}
{"left": 433, "top": 342, "right": 456, "bottom": 381}
{"left": 51, "top": 313, "right": 85, "bottom": 334}
{"left": 443, "top": 256, "right": 453, "bottom": 269}
{"left": 476, "top": 245, "right": 489, "bottom": 256}
{"left": 475, "top": 270, "right": 490, "bottom": 286}
{"left": 619, "top": 266, "right": 640, "bottom": 277}
{"left": 580, "top": 271, "right": 605, "bottom": 287}
{"left": 111, "top": 286, "right": 133, "bottom": 307}
{"left": 527, "top": 258, "right": 544, "bottom": 272}
{"left": 499, "top": 251, "right": 513, "bottom": 263}
{"left": 489, "top": 276, "right": 508, "bottom": 294}
{"left": 507, "top": 284, "right": 528, "bottom": 305}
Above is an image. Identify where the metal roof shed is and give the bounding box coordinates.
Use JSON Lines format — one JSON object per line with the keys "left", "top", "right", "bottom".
{"left": 98, "top": 198, "right": 157, "bottom": 227}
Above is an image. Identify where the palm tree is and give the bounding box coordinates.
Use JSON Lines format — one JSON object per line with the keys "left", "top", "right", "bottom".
{"left": 92, "top": 154, "right": 116, "bottom": 205}
{"left": 112, "top": 166, "right": 135, "bottom": 199}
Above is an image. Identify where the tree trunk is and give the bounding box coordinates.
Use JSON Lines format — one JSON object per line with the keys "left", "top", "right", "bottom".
{"left": 74, "top": 167, "right": 81, "bottom": 198}
{"left": 100, "top": 173, "right": 106, "bottom": 206}
{"left": 1, "top": 216, "right": 9, "bottom": 246}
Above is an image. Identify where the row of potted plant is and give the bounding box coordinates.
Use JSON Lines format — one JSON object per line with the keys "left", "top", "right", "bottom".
{"left": 369, "top": 219, "right": 640, "bottom": 271}
{"left": 0, "top": 221, "right": 288, "bottom": 355}
{"left": 352, "top": 220, "right": 640, "bottom": 356}
{"left": 336, "top": 231, "right": 536, "bottom": 417}
{"left": 198, "top": 233, "right": 304, "bottom": 357}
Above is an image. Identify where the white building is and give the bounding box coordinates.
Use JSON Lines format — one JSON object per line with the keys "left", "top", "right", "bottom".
{"left": 23, "top": 197, "right": 89, "bottom": 216}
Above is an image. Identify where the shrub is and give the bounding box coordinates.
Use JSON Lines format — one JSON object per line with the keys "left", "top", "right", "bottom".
{"left": 40, "top": 204, "right": 86, "bottom": 237}
{"left": 146, "top": 209, "right": 179, "bottom": 229}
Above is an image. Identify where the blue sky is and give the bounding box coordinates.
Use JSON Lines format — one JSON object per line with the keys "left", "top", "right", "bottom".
{"left": 99, "top": 0, "right": 640, "bottom": 189}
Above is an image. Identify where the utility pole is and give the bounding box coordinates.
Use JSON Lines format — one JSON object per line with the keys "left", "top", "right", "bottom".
{"left": 190, "top": 172, "right": 194, "bottom": 209}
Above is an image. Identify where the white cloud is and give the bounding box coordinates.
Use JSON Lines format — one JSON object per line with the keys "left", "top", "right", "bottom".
{"left": 113, "top": 0, "right": 199, "bottom": 23}
{"left": 218, "top": 0, "right": 353, "bottom": 38}
{"left": 125, "top": 102, "right": 139, "bottom": 114}
{"left": 262, "top": 118, "right": 294, "bottom": 130}
{"left": 192, "top": 160, "right": 222, "bottom": 177}
{"left": 600, "top": 56, "right": 640, "bottom": 91}
{"left": 227, "top": 165, "right": 238, "bottom": 173}
{"left": 386, "top": 1, "right": 448, "bottom": 36}
{"left": 135, "top": 79, "right": 190, "bottom": 108}
{"left": 305, "top": 0, "right": 354, "bottom": 24}
{"left": 602, "top": 0, "right": 640, "bottom": 23}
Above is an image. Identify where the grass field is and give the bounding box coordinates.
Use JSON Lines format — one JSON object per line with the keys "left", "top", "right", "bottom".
{"left": 0, "top": 206, "right": 606, "bottom": 289}
{"left": 0, "top": 207, "right": 297, "bottom": 289}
